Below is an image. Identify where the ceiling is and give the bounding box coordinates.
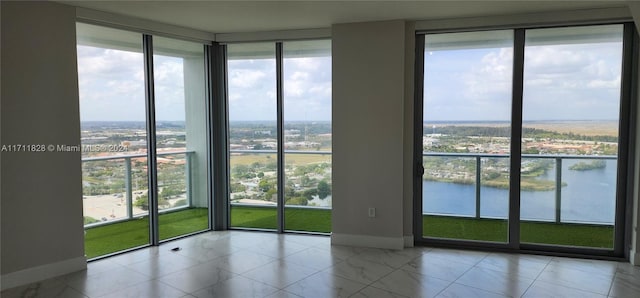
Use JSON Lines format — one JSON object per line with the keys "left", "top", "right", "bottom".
{"left": 60, "top": 1, "right": 631, "bottom": 34}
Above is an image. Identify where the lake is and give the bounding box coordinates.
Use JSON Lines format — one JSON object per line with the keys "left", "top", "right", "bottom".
{"left": 423, "top": 159, "right": 618, "bottom": 224}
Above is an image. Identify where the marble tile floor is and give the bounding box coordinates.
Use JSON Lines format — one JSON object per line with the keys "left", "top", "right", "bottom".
{"left": 3, "top": 231, "right": 640, "bottom": 298}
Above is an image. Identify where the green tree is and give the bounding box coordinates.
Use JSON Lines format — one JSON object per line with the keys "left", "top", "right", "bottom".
{"left": 317, "top": 180, "right": 331, "bottom": 199}
{"left": 286, "top": 196, "right": 308, "bottom": 206}
{"left": 303, "top": 188, "right": 318, "bottom": 199}
{"left": 258, "top": 179, "right": 273, "bottom": 192}
{"left": 134, "top": 193, "right": 149, "bottom": 210}
{"left": 232, "top": 164, "right": 250, "bottom": 179}
{"left": 230, "top": 183, "right": 247, "bottom": 193}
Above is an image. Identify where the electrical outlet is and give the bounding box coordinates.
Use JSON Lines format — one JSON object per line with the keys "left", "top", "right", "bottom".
{"left": 368, "top": 207, "right": 376, "bottom": 218}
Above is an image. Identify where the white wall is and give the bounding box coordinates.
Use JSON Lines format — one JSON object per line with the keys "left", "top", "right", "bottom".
{"left": 1, "top": 1, "right": 86, "bottom": 289}
{"left": 331, "top": 20, "right": 413, "bottom": 249}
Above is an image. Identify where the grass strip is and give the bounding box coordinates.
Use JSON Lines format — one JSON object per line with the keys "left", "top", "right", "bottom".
{"left": 423, "top": 215, "right": 613, "bottom": 248}
{"left": 85, "top": 208, "right": 613, "bottom": 259}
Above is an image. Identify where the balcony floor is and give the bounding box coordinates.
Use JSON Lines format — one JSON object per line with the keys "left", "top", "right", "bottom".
{"left": 85, "top": 207, "right": 332, "bottom": 258}
{"left": 85, "top": 208, "right": 613, "bottom": 258}
{"left": 423, "top": 215, "right": 614, "bottom": 248}
{"left": 3, "top": 230, "right": 638, "bottom": 298}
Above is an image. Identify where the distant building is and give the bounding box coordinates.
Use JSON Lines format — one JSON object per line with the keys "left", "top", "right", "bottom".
{"left": 254, "top": 130, "right": 271, "bottom": 136}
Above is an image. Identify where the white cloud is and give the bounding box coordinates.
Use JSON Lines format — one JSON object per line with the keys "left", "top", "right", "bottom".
{"left": 522, "top": 42, "right": 622, "bottom": 120}
{"left": 463, "top": 47, "right": 513, "bottom": 102}
{"left": 229, "top": 69, "right": 268, "bottom": 88}
{"left": 424, "top": 37, "right": 623, "bottom": 122}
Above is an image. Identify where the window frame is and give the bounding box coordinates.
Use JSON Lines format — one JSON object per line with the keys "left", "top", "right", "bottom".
{"left": 413, "top": 22, "right": 637, "bottom": 259}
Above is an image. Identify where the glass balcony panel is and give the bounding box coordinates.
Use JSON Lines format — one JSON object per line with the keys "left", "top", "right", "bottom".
{"left": 479, "top": 156, "right": 510, "bottom": 219}
{"left": 229, "top": 152, "right": 278, "bottom": 229}
{"left": 520, "top": 157, "right": 556, "bottom": 222}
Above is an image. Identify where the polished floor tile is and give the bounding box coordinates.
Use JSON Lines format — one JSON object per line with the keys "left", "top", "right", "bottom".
{"left": 324, "top": 256, "right": 395, "bottom": 284}
{"left": 475, "top": 252, "right": 550, "bottom": 279}
{"left": 241, "top": 259, "right": 318, "bottom": 289}
{"left": 401, "top": 253, "right": 474, "bottom": 281}
{"left": 282, "top": 247, "right": 344, "bottom": 271}
{"left": 608, "top": 272, "right": 640, "bottom": 298}
{"left": 191, "top": 275, "right": 279, "bottom": 298}
{"left": 206, "top": 250, "right": 277, "bottom": 274}
{"left": 125, "top": 251, "right": 200, "bottom": 278}
{"left": 371, "top": 268, "right": 450, "bottom": 298}
{"left": 157, "top": 261, "right": 236, "bottom": 293}
{"left": 354, "top": 247, "right": 425, "bottom": 268}
{"left": 351, "top": 285, "right": 409, "bottom": 298}
{"left": 244, "top": 238, "right": 309, "bottom": 259}
{"left": 0, "top": 277, "right": 87, "bottom": 298}
{"left": 3, "top": 231, "right": 638, "bottom": 298}
{"left": 63, "top": 265, "right": 151, "bottom": 297}
{"left": 97, "top": 280, "right": 186, "bottom": 298}
{"left": 436, "top": 283, "right": 510, "bottom": 298}
{"left": 522, "top": 280, "right": 608, "bottom": 298}
{"left": 455, "top": 266, "right": 534, "bottom": 297}
{"left": 283, "top": 271, "right": 366, "bottom": 298}
{"left": 537, "top": 262, "right": 614, "bottom": 295}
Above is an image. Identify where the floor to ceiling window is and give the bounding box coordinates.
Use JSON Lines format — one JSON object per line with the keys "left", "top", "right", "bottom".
{"left": 227, "top": 40, "right": 332, "bottom": 233}
{"left": 77, "top": 24, "right": 150, "bottom": 258}
{"left": 416, "top": 23, "right": 633, "bottom": 256}
{"left": 227, "top": 42, "right": 279, "bottom": 229}
{"left": 152, "top": 37, "right": 209, "bottom": 240}
{"left": 77, "top": 23, "right": 210, "bottom": 258}
{"left": 520, "top": 25, "right": 624, "bottom": 248}
{"left": 421, "top": 30, "right": 513, "bottom": 242}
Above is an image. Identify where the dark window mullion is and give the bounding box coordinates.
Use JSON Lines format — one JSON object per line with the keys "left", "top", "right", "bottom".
{"left": 509, "top": 28, "right": 525, "bottom": 249}
{"left": 276, "top": 42, "right": 285, "bottom": 233}
{"left": 210, "top": 43, "right": 230, "bottom": 231}
{"left": 617, "top": 23, "right": 637, "bottom": 257}
{"left": 143, "top": 34, "right": 160, "bottom": 246}
{"left": 414, "top": 34, "right": 425, "bottom": 242}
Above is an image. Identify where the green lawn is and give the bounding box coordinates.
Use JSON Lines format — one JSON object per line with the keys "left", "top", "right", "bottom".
{"left": 85, "top": 208, "right": 613, "bottom": 259}
{"left": 423, "top": 215, "right": 614, "bottom": 248}
{"left": 84, "top": 208, "right": 208, "bottom": 258}
{"left": 85, "top": 206, "right": 331, "bottom": 258}
{"left": 229, "top": 206, "right": 331, "bottom": 232}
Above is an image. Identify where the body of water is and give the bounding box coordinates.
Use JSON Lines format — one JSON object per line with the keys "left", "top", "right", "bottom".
{"left": 423, "top": 159, "right": 617, "bottom": 224}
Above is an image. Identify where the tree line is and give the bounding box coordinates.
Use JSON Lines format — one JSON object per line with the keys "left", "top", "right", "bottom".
{"left": 425, "top": 126, "right": 617, "bottom": 142}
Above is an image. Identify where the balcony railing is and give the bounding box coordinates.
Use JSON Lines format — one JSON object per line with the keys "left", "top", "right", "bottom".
{"left": 423, "top": 152, "right": 617, "bottom": 224}
{"left": 82, "top": 150, "right": 194, "bottom": 228}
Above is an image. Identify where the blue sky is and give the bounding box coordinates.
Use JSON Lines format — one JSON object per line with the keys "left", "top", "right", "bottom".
{"left": 78, "top": 33, "right": 621, "bottom": 123}
{"left": 424, "top": 40, "right": 623, "bottom": 122}
{"left": 227, "top": 56, "right": 332, "bottom": 122}
{"left": 77, "top": 46, "right": 332, "bottom": 122}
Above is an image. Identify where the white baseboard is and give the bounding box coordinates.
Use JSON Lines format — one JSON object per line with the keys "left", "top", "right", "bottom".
{"left": 1, "top": 256, "right": 87, "bottom": 291}
{"left": 630, "top": 249, "right": 640, "bottom": 266}
{"left": 331, "top": 233, "right": 404, "bottom": 250}
{"left": 403, "top": 235, "right": 414, "bottom": 248}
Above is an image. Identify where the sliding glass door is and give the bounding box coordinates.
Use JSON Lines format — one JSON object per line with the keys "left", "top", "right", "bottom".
{"left": 421, "top": 30, "right": 513, "bottom": 242}
{"left": 520, "top": 25, "right": 624, "bottom": 248}
{"left": 417, "top": 23, "right": 632, "bottom": 255}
